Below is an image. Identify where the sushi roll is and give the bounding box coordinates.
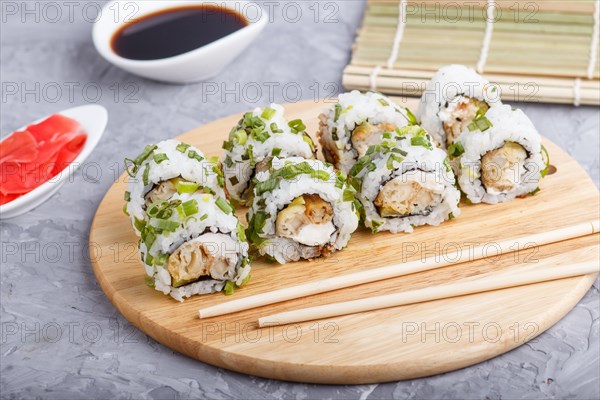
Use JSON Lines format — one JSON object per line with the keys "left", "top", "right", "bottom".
{"left": 123, "top": 140, "right": 250, "bottom": 301}
{"left": 222, "top": 104, "right": 316, "bottom": 206}
{"left": 450, "top": 104, "right": 549, "bottom": 204}
{"left": 417, "top": 64, "right": 501, "bottom": 148}
{"left": 136, "top": 191, "right": 250, "bottom": 301}
{"left": 318, "top": 91, "right": 417, "bottom": 174}
{"left": 350, "top": 126, "right": 461, "bottom": 233}
{"left": 125, "top": 139, "right": 226, "bottom": 235}
{"left": 246, "top": 157, "right": 359, "bottom": 264}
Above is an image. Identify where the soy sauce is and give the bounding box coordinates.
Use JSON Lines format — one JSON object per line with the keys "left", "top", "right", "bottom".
{"left": 111, "top": 5, "right": 249, "bottom": 61}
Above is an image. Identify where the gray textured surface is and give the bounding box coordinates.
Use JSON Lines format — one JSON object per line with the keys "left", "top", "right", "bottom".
{"left": 1, "top": 1, "right": 599, "bottom": 399}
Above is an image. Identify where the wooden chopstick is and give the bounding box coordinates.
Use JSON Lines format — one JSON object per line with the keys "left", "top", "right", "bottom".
{"left": 258, "top": 262, "right": 600, "bottom": 327}
{"left": 198, "top": 220, "right": 599, "bottom": 319}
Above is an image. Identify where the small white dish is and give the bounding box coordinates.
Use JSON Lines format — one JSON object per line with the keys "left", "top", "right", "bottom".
{"left": 92, "top": 1, "right": 268, "bottom": 83}
{"left": 0, "top": 105, "right": 108, "bottom": 219}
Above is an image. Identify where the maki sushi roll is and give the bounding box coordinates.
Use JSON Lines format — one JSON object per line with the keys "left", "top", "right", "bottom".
{"left": 246, "top": 157, "right": 359, "bottom": 264}
{"left": 318, "top": 91, "right": 417, "bottom": 174}
{"left": 350, "top": 126, "right": 461, "bottom": 233}
{"left": 136, "top": 191, "right": 250, "bottom": 302}
{"left": 125, "top": 139, "right": 226, "bottom": 235}
{"left": 222, "top": 104, "right": 316, "bottom": 205}
{"left": 450, "top": 104, "right": 549, "bottom": 204}
{"left": 123, "top": 140, "right": 250, "bottom": 301}
{"left": 417, "top": 64, "right": 501, "bottom": 148}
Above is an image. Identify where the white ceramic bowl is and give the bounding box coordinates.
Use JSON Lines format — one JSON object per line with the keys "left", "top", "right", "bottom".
{"left": 0, "top": 105, "right": 108, "bottom": 219}
{"left": 92, "top": 0, "right": 268, "bottom": 83}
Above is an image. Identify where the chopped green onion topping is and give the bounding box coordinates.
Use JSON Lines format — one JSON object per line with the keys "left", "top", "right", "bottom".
{"left": 261, "top": 107, "right": 276, "bottom": 120}
{"left": 188, "top": 150, "right": 204, "bottom": 162}
{"left": 153, "top": 153, "right": 169, "bottom": 164}
{"left": 349, "top": 154, "right": 372, "bottom": 176}
{"left": 200, "top": 214, "right": 208, "bottom": 221}
{"left": 224, "top": 281, "right": 235, "bottom": 295}
{"left": 348, "top": 176, "right": 362, "bottom": 192}
{"left": 444, "top": 158, "right": 452, "bottom": 173}
{"left": 255, "top": 162, "right": 329, "bottom": 196}
{"left": 447, "top": 142, "right": 465, "bottom": 158}
{"left": 405, "top": 108, "right": 418, "bottom": 125}
{"left": 270, "top": 122, "right": 283, "bottom": 134}
{"left": 124, "top": 144, "right": 158, "bottom": 176}
{"left": 311, "top": 169, "right": 330, "bottom": 181}
{"left": 176, "top": 143, "right": 190, "bottom": 153}
{"left": 246, "top": 211, "right": 267, "bottom": 245}
{"left": 154, "top": 253, "right": 168, "bottom": 266}
{"left": 142, "top": 227, "right": 157, "bottom": 249}
{"left": 410, "top": 136, "right": 433, "bottom": 150}
{"left": 540, "top": 144, "right": 550, "bottom": 178}
{"left": 271, "top": 148, "right": 282, "bottom": 157}
{"left": 288, "top": 119, "right": 306, "bottom": 133}
{"left": 229, "top": 176, "right": 239, "bottom": 186}
{"left": 124, "top": 191, "right": 131, "bottom": 202}
{"left": 152, "top": 219, "right": 180, "bottom": 232}
{"left": 343, "top": 189, "right": 355, "bottom": 202}
{"left": 145, "top": 253, "right": 154, "bottom": 266}
{"left": 334, "top": 171, "right": 346, "bottom": 189}
{"left": 333, "top": 104, "right": 342, "bottom": 122}
{"left": 145, "top": 275, "right": 155, "bottom": 288}
{"left": 246, "top": 145, "right": 255, "bottom": 167}
{"left": 215, "top": 197, "right": 233, "bottom": 214}
{"left": 254, "top": 178, "right": 279, "bottom": 196}
{"left": 371, "top": 220, "right": 383, "bottom": 233}
{"left": 378, "top": 98, "right": 389, "bottom": 107}
{"left": 133, "top": 217, "right": 146, "bottom": 232}
{"left": 236, "top": 222, "right": 247, "bottom": 242}
{"left": 134, "top": 144, "right": 158, "bottom": 167}
{"left": 142, "top": 164, "right": 150, "bottom": 186}
{"left": 222, "top": 140, "right": 233, "bottom": 151}
{"left": 467, "top": 109, "right": 493, "bottom": 132}
{"left": 252, "top": 129, "right": 270, "bottom": 143}
{"left": 210, "top": 164, "right": 225, "bottom": 188}
{"left": 232, "top": 130, "right": 247, "bottom": 145}
{"left": 181, "top": 199, "right": 198, "bottom": 216}
{"left": 386, "top": 154, "right": 404, "bottom": 170}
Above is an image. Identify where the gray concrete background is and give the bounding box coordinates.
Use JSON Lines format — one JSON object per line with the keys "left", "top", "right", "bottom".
{"left": 1, "top": 1, "right": 599, "bottom": 399}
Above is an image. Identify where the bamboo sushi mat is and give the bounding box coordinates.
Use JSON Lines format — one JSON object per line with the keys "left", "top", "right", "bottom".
{"left": 343, "top": 0, "right": 600, "bottom": 105}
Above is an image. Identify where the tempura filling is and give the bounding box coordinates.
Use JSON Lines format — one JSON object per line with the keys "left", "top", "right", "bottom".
{"left": 167, "top": 233, "right": 239, "bottom": 288}
{"left": 145, "top": 178, "right": 178, "bottom": 208}
{"left": 481, "top": 142, "right": 528, "bottom": 194}
{"left": 144, "top": 177, "right": 207, "bottom": 209}
{"left": 439, "top": 96, "right": 490, "bottom": 145}
{"left": 351, "top": 122, "right": 397, "bottom": 159}
{"left": 275, "top": 194, "right": 336, "bottom": 247}
{"left": 375, "top": 172, "right": 444, "bottom": 218}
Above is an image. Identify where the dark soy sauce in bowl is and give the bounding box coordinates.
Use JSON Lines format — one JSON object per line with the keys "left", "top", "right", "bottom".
{"left": 111, "top": 5, "right": 249, "bottom": 61}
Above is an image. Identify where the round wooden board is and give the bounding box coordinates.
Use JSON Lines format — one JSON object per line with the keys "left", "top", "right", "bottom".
{"left": 91, "top": 99, "right": 599, "bottom": 384}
